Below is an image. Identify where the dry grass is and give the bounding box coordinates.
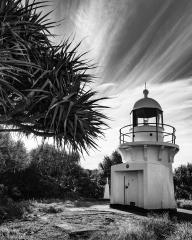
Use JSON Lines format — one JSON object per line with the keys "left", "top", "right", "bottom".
{"left": 0, "top": 227, "right": 27, "bottom": 240}
{"left": 90, "top": 214, "right": 174, "bottom": 240}
{"left": 90, "top": 214, "right": 192, "bottom": 240}
{"left": 0, "top": 200, "right": 192, "bottom": 240}
{"left": 167, "top": 222, "right": 192, "bottom": 240}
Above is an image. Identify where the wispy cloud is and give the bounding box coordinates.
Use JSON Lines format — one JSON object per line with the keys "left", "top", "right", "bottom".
{"left": 23, "top": 0, "right": 192, "bottom": 169}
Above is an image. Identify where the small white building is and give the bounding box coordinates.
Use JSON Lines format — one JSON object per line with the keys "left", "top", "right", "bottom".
{"left": 103, "top": 178, "right": 110, "bottom": 199}
{"left": 110, "top": 88, "right": 179, "bottom": 211}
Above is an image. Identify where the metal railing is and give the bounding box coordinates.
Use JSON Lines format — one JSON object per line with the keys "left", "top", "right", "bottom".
{"left": 120, "top": 123, "right": 176, "bottom": 144}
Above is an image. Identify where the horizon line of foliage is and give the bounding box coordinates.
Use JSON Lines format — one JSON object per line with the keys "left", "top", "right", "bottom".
{"left": 1, "top": 130, "right": 191, "bottom": 203}
{"left": 0, "top": 0, "right": 109, "bottom": 153}
{"left": 0, "top": 132, "right": 105, "bottom": 200}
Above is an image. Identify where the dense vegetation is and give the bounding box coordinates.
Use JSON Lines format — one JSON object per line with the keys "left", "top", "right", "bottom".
{"left": 0, "top": 132, "right": 191, "bottom": 203}
{"left": 0, "top": 132, "right": 106, "bottom": 221}
{"left": 174, "top": 163, "right": 192, "bottom": 200}
{"left": 0, "top": 133, "right": 105, "bottom": 202}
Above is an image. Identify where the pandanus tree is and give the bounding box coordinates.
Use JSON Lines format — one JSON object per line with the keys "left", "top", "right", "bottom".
{"left": 0, "top": 0, "right": 108, "bottom": 152}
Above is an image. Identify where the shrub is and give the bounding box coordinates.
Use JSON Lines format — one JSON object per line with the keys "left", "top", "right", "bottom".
{"left": 0, "top": 186, "right": 31, "bottom": 223}
{"left": 0, "top": 138, "right": 104, "bottom": 201}
{"left": 177, "top": 199, "right": 192, "bottom": 210}
{"left": 0, "top": 168, "right": 65, "bottom": 200}
{"left": 0, "top": 132, "right": 29, "bottom": 174}
{"left": 29, "top": 144, "right": 103, "bottom": 199}
{"left": 0, "top": 164, "right": 102, "bottom": 201}
{"left": 174, "top": 164, "right": 192, "bottom": 200}
{"left": 41, "top": 205, "right": 63, "bottom": 214}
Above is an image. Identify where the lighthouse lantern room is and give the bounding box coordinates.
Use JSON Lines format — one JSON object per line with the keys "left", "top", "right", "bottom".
{"left": 110, "top": 88, "right": 179, "bottom": 211}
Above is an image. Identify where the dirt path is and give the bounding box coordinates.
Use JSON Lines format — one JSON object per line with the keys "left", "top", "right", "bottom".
{"left": 0, "top": 200, "right": 146, "bottom": 240}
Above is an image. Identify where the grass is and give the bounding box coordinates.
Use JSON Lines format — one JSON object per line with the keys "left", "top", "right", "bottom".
{"left": 177, "top": 199, "right": 192, "bottom": 210}
{"left": 90, "top": 214, "right": 192, "bottom": 240}
{"left": 0, "top": 199, "right": 192, "bottom": 240}
{"left": 167, "top": 222, "right": 192, "bottom": 240}
{"left": 0, "top": 227, "right": 26, "bottom": 240}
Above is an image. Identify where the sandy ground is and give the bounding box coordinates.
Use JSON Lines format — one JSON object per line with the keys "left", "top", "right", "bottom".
{"left": 0, "top": 200, "right": 146, "bottom": 240}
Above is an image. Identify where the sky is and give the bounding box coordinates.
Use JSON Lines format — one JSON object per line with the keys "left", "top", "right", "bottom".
{"left": 22, "top": 0, "right": 192, "bottom": 169}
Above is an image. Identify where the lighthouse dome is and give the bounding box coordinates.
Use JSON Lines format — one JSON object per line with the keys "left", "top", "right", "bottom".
{"left": 133, "top": 89, "right": 162, "bottom": 111}
{"left": 133, "top": 97, "right": 162, "bottom": 111}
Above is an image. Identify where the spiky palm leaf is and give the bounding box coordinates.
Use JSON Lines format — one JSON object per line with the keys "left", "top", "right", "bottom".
{"left": 0, "top": 0, "right": 109, "bottom": 152}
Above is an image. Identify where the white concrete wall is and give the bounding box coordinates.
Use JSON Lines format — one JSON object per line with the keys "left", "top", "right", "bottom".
{"left": 133, "top": 126, "right": 164, "bottom": 142}
{"left": 111, "top": 163, "right": 147, "bottom": 208}
{"left": 137, "top": 171, "right": 144, "bottom": 208}
{"left": 111, "top": 171, "right": 124, "bottom": 204}
{"left": 145, "top": 163, "right": 176, "bottom": 209}
{"left": 119, "top": 143, "right": 178, "bottom": 164}
{"left": 111, "top": 143, "right": 178, "bottom": 210}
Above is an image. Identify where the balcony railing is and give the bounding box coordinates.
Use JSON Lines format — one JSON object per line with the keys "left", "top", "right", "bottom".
{"left": 120, "top": 123, "right": 176, "bottom": 144}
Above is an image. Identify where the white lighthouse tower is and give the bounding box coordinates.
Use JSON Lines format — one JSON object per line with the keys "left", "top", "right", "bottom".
{"left": 110, "top": 88, "right": 179, "bottom": 211}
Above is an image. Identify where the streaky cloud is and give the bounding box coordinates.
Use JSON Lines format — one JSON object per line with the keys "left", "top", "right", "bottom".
{"left": 41, "top": 0, "right": 192, "bottom": 169}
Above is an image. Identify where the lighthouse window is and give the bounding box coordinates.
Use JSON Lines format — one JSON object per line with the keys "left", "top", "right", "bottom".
{"left": 149, "top": 117, "right": 156, "bottom": 124}
{"left": 143, "top": 118, "right": 148, "bottom": 125}
{"left": 137, "top": 118, "right": 144, "bottom": 125}
{"left": 132, "top": 108, "right": 163, "bottom": 127}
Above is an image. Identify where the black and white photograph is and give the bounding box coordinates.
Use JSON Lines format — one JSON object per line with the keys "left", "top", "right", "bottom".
{"left": 0, "top": 0, "right": 192, "bottom": 239}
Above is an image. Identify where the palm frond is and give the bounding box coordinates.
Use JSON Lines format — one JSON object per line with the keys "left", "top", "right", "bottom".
{"left": 0, "top": 0, "right": 109, "bottom": 153}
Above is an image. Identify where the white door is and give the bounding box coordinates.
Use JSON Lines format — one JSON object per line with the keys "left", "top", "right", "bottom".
{"left": 124, "top": 171, "right": 138, "bottom": 206}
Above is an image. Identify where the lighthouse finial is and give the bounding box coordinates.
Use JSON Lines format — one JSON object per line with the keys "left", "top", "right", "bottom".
{"left": 143, "top": 82, "right": 149, "bottom": 98}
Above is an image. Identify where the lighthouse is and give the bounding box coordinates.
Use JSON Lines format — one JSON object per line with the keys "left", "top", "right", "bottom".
{"left": 110, "top": 88, "right": 179, "bottom": 211}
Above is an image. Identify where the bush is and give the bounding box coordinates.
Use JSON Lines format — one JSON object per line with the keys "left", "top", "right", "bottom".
{"left": 174, "top": 164, "right": 192, "bottom": 200}
{"left": 0, "top": 141, "right": 104, "bottom": 201}
{"left": 29, "top": 144, "right": 103, "bottom": 199}
{"left": 0, "top": 164, "right": 102, "bottom": 201}
{"left": 41, "top": 205, "right": 63, "bottom": 214}
{"left": 177, "top": 199, "right": 192, "bottom": 210}
{"left": 0, "top": 168, "right": 66, "bottom": 200}
{"left": 0, "top": 185, "right": 31, "bottom": 222}
{"left": 0, "top": 132, "right": 29, "bottom": 174}
{"left": 0, "top": 199, "right": 31, "bottom": 222}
